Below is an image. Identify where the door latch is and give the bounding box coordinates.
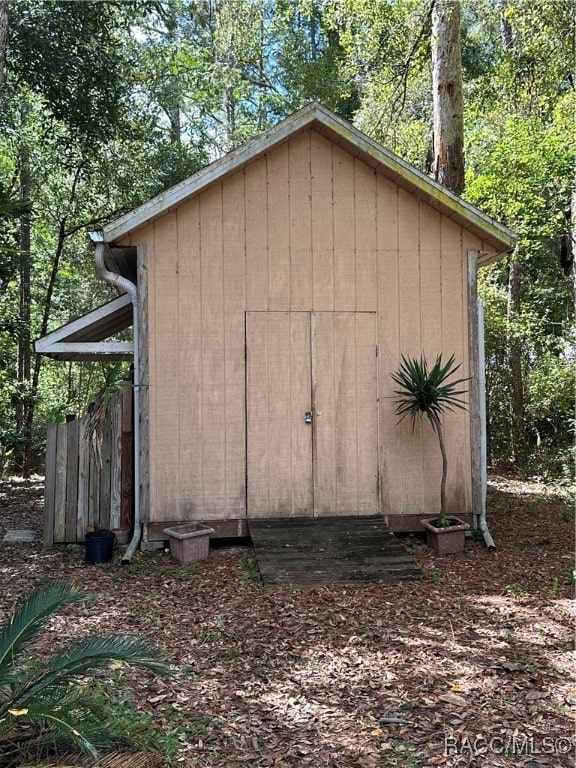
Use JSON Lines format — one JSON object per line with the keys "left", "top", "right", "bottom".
{"left": 304, "top": 411, "right": 313, "bottom": 424}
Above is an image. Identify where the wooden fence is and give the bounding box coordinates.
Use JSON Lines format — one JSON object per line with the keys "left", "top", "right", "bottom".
{"left": 44, "top": 385, "right": 133, "bottom": 545}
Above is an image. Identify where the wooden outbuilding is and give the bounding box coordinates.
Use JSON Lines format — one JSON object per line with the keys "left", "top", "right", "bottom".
{"left": 37, "top": 103, "right": 515, "bottom": 545}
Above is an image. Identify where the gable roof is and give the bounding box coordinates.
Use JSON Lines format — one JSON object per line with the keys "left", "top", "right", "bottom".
{"left": 101, "top": 102, "right": 515, "bottom": 263}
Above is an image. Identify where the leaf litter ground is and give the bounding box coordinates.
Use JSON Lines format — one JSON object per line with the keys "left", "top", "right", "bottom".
{"left": 0, "top": 474, "right": 573, "bottom": 767}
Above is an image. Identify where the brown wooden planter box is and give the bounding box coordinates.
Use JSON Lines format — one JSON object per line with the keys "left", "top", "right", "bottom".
{"left": 163, "top": 523, "right": 215, "bottom": 564}
{"left": 421, "top": 518, "right": 470, "bottom": 555}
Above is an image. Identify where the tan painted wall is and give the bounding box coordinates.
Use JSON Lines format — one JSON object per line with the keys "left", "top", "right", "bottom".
{"left": 123, "top": 128, "right": 485, "bottom": 524}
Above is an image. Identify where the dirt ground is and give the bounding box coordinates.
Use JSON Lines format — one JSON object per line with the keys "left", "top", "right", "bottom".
{"left": 0, "top": 474, "right": 573, "bottom": 767}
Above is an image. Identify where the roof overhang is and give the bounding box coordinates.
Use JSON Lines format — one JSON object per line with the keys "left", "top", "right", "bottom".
{"left": 35, "top": 293, "right": 133, "bottom": 362}
{"left": 100, "top": 102, "right": 516, "bottom": 263}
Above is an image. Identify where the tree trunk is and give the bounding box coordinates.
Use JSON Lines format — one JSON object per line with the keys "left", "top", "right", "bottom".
{"left": 0, "top": 0, "right": 8, "bottom": 109}
{"left": 498, "top": 0, "right": 513, "bottom": 50}
{"left": 16, "top": 103, "right": 32, "bottom": 476}
{"left": 432, "top": 412, "right": 448, "bottom": 520}
{"left": 431, "top": 0, "right": 465, "bottom": 195}
{"left": 507, "top": 248, "right": 524, "bottom": 463}
{"left": 572, "top": 184, "right": 576, "bottom": 314}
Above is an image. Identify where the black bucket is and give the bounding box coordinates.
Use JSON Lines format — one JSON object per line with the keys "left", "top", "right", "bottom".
{"left": 85, "top": 530, "right": 115, "bottom": 564}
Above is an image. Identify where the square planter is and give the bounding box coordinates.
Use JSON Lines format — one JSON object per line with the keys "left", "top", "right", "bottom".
{"left": 421, "top": 518, "right": 470, "bottom": 555}
{"left": 163, "top": 523, "right": 215, "bottom": 564}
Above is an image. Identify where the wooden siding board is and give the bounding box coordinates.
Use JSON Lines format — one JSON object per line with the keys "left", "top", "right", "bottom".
{"left": 289, "top": 312, "right": 314, "bottom": 514}
{"left": 397, "top": 188, "right": 423, "bottom": 515}
{"left": 419, "top": 203, "right": 443, "bottom": 512}
{"left": 376, "top": 177, "right": 400, "bottom": 517}
{"left": 311, "top": 132, "right": 334, "bottom": 311}
{"left": 246, "top": 312, "right": 271, "bottom": 516}
{"left": 354, "top": 159, "right": 378, "bottom": 311}
{"left": 222, "top": 173, "right": 247, "bottom": 516}
{"left": 288, "top": 132, "right": 313, "bottom": 310}
{"left": 267, "top": 143, "right": 291, "bottom": 310}
{"left": 245, "top": 159, "right": 268, "bottom": 310}
{"left": 354, "top": 313, "right": 378, "bottom": 514}
{"left": 440, "top": 217, "right": 469, "bottom": 515}
{"left": 177, "top": 200, "right": 202, "bottom": 520}
{"left": 334, "top": 314, "right": 357, "bottom": 513}
{"left": 333, "top": 146, "right": 356, "bottom": 310}
{"left": 153, "top": 213, "right": 180, "bottom": 519}
{"left": 200, "top": 184, "right": 226, "bottom": 516}
{"left": 312, "top": 312, "right": 336, "bottom": 514}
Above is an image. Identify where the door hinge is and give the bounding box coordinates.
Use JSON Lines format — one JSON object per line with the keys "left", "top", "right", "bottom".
{"left": 375, "top": 345, "right": 378, "bottom": 357}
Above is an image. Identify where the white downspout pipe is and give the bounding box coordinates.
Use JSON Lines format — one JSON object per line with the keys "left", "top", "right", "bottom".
{"left": 90, "top": 232, "right": 141, "bottom": 563}
{"left": 477, "top": 300, "right": 496, "bottom": 549}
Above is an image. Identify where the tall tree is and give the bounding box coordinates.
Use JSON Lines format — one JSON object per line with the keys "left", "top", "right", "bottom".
{"left": 431, "top": 0, "right": 465, "bottom": 194}
{"left": 0, "top": 0, "right": 7, "bottom": 108}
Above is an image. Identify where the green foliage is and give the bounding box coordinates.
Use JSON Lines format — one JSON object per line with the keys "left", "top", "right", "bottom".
{"left": 0, "top": 581, "right": 170, "bottom": 763}
{"left": 240, "top": 550, "right": 262, "bottom": 585}
{"left": 391, "top": 354, "right": 469, "bottom": 433}
{"left": 392, "top": 353, "right": 469, "bottom": 521}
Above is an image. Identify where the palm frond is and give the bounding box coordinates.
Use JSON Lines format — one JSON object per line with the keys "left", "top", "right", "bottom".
{"left": 0, "top": 584, "right": 169, "bottom": 767}
{"left": 5, "top": 686, "right": 135, "bottom": 759}
{"left": 0, "top": 583, "right": 91, "bottom": 678}
{"left": 391, "top": 353, "right": 469, "bottom": 431}
{"left": 10, "top": 635, "right": 169, "bottom": 709}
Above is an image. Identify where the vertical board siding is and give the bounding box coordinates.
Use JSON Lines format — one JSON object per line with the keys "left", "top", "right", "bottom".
{"left": 200, "top": 185, "right": 226, "bottom": 515}
{"left": 222, "top": 173, "right": 247, "bottom": 515}
{"left": 354, "top": 159, "right": 378, "bottom": 311}
{"left": 397, "top": 188, "right": 424, "bottom": 515}
{"left": 311, "top": 132, "right": 334, "bottom": 311}
{"left": 142, "top": 127, "right": 474, "bottom": 523}
{"left": 245, "top": 158, "right": 268, "bottom": 310}
{"left": 333, "top": 146, "right": 356, "bottom": 310}
{"left": 376, "top": 177, "right": 400, "bottom": 517}
{"left": 267, "top": 143, "right": 291, "bottom": 310}
{"left": 440, "top": 216, "right": 469, "bottom": 513}
{"left": 289, "top": 132, "right": 312, "bottom": 309}
{"left": 419, "top": 205, "right": 443, "bottom": 514}
{"left": 153, "top": 213, "right": 180, "bottom": 520}
{"left": 177, "top": 201, "right": 202, "bottom": 519}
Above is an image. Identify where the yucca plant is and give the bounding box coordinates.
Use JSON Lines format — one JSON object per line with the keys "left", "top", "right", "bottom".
{"left": 391, "top": 354, "right": 469, "bottom": 524}
{"left": 0, "top": 581, "right": 170, "bottom": 765}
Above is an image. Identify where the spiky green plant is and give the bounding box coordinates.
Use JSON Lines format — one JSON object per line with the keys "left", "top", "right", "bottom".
{"left": 0, "top": 581, "right": 170, "bottom": 764}
{"left": 391, "top": 354, "right": 469, "bottom": 522}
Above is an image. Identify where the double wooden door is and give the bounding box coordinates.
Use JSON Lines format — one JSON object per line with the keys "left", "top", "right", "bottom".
{"left": 246, "top": 311, "right": 378, "bottom": 518}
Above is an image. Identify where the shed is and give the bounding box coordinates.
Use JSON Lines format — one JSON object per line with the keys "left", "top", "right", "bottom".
{"left": 37, "top": 103, "right": 515, "bottom": 546}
